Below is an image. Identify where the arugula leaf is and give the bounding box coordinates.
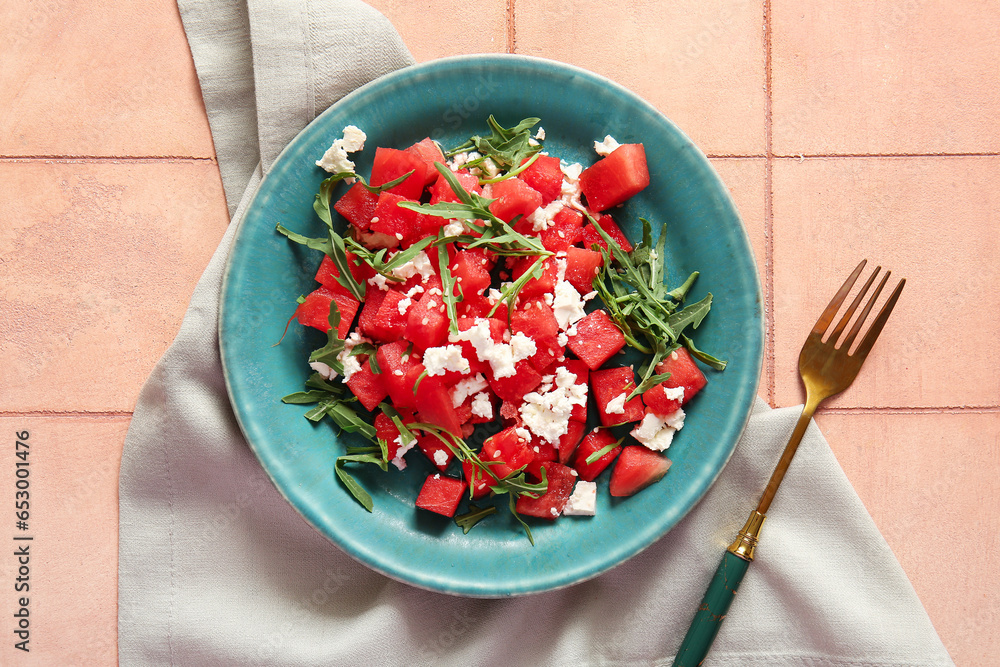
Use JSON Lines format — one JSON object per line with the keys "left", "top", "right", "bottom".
{"left": 454, "top": 503, "right": 498, "bottom": 534}
{"left": 275, "top": 224, "right": 334, "bottom": 255}
{"left": 379, "top": 403, "right": 416, "bottom": 447}
{"left": 447, "top": 115, "right": 542, "bottom": 179}
{"left": 584, "top": 437, "right": 625, "bottom": 465}
{"left": 683, "top": 334, "right": 728, "bottom": 371}
{"left": 436, "top": 240, "right": 462, "bottom": 334}
{"left": 334, "top": 456, "right": 375, "bottom": 512}
{"left": 507, "top": 494, "right": 535, "bottom": 546}
{"left": 627, "top": 372, "right": 673, "bottom": 402}
{"left": 490, "top": 468, "right": 548, "bottom": 499}
{"left": 308, "top": 301, "right": 345, "bottom": 373}
{"left": 666, "top": 293, "right": 713, "bottom": 333}
{"left": 313, "top": 170, "right": 415, "bottom": 227}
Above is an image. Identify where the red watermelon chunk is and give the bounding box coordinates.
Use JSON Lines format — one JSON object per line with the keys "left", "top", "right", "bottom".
{"left": 582, "top": 213, "right": 633, "bottom": 253}
{"left": 558, "top": 359, "right": 590, "bottom": 422}
{"left": 557, "top": 420, "right": 587, "bottom": 465}
{"left": 609, "top": 446, "right": 672, "bottom": 497}
{"left": 654, "top": 347, "right": 708, "bottom": 404}
{"left": 450, "top": 251, "right": 491, "bottom": 296}
{"left": 573, "top": 429, "right": 622, "bottom": 482}
{"left": 515, "top": 461, "right": 577, "bottom": 520}
{"left": 462, "top": 459, "right": 498, "bottom": 500}
{"left": 518, "top": 154, "right": 564, "bottom": 205}
{"left": 590, "top": 366, "right": 645, "bottom": 427}
{"left": 345, "top": 358, "right": 388, "bottom": 411}
{"left": 511, "top": 256, "right": 558, "bottom": 298}
{"left": 539, "top": 208, "right": 584, "bottom": 252}
{"left": 414, "top": 373, "right": 463, "bottom": 436}
{"left": 405, "top": 138, "right": 446, "bottom": 186}
{"left": 481, "top": 426, "right": 536, "bottom": 479}
{"left": 370, "top": 147, "right": 428, "bottom": 199}
{"left": 415, "top": 474, "right": 467, "bottom": 517}
{"left": 405, "top": 289, "right": 450, "bottom": 351}
{"left": 370, "top": 192, "right": 421, "bottom": 246}
{"left": 375, "top": 341, "right": 422, "bottom": 409}
{"left": 334, "top": 183, "right": 379, "bottom": 230}
{"left": 643, "top": 383, "right": 683, "bottom": 417}
{"left": 369, "top": 289, "right": 409, "bottom": 342}
{"left": 295, "top": 286, "right": 359, "bottom": 339}
{"left": 430, "top": 170, "right": 482, "bottom": 204}
{"left": 563, "top": 247, "right": 603, "bottom": 295}
{"left": 566, "top": 309, "right": 626, "bottom": 370}
{"left": 417, "top": 433, "right": 454, "bottom": 471}
{"left": 488, "top": 177, "right": 542, "bottom": 224}
{"left": 579, "top": 143, "right": 650, "bottom": 211}
{"left": 488, "top": 360, "right": 542, "bottom": 402}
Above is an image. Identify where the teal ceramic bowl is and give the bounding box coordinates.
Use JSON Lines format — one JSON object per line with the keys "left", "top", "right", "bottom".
{"left": 220, "top": 55, "right": 762, "bottom": 597}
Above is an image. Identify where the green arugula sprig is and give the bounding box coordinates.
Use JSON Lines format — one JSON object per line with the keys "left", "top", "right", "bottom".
{"left": 446, "top": 115, "right": 543, "bottom": 184}
{"left": 410, "top": 422, "right": 548, "bottom": 545}
{"left": 454, "top": 503, "right": 498, "bottom": 534}
{"left": 588, "top": 216, "right": 727, "bottom": 394}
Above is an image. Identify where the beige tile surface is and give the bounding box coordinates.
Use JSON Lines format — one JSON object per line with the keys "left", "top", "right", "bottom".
{"left": 1, "top": 0, "right": 997, "bottom": 664}
{"left": 0, "top": 0, "right": 215, "bottom": 157}
{"left": 0, "top": 416, "right": 127, "bottom": 666}
{"left": 817, "top": 410, "right": 1000, "bottom": 667}
{"left": 515, "top": 0, "right": 767, "bottom": 157}
{"left": 0, "top": 161, "right": 229, "bottom": 412}
{"left": 367, "top": 0, "right": 508, "bottom": 61}
{"left": 771, "top": 0, "right": 1000, "bottom": 155}
{"left": 771, "top": 156, "right": 1000, "bottom": 409}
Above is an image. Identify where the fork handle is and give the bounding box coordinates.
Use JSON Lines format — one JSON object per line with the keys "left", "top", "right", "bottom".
{"left": 672, "top": 550, "right": 751, "bottom": 666}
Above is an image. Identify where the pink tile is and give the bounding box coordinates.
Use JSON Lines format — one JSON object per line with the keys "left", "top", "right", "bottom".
{"left": 772, "top": 0, "right": 1000, "bottom": 155}
{"left": 367, "top": 0, "right": 507, "bottom": 61}
{"left": 771, "top": 156, "right": 1000, "bottom": 408}
{"left": 709, "top": 158, "right": 770, "bottom": 396}
{"left": 0, "top": 160, "right": 229, "bottom": 412}
{"left": 816, "top": 411, "right": 1000, "bottom": 666}
{"left": 514, "top": 0, "right": 766, "bottom": 156}
{"left": 0, "top": 0, "right": 214, "bottom": 157}
{"left": 0, "top": 416, "right": 127, "bottom": 665}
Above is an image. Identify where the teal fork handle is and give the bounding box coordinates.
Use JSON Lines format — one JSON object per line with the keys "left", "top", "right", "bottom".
{"left": 672, "top": 550, "right": 751, "bottom": 666}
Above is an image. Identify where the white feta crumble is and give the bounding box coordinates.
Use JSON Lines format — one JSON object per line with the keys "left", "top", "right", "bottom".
{"left": 433, "top": 449, "right": 449, "bottom": 467}
{"left": 528, "top": 199, "right": 565, "bottom": 232}
{"left": 519, "top": 366, "right": 588, "bottom": 445}
{"left": 335, "top": 332, "right": 373, "bottom": 382}
{"left": 552, "top": 280, "right": 587, "bottom": 331}
{"left": 309, "top": 361, "right": 337, "bottom": 380}
{"left": 470, "top": 392, "right": 493, "bottom": 420}
{"left": 390, "top": 435, "right": 417, "bottom": 470}
{"left": 510, "top": 332, "right": 537, "bottom": 362}
{"left": 452, "top": 319, "right": 517, "bottom": 378}
{"left": 664, "top": 386, "right": 685, "bottom": 404}
{"left": 478, "top": 157, "right": 500, "bottom": 178}
{"left": 423, "top": 345, "right": 471, "bottom": 376}
{"left": 557, "top": 332, "right": 569, "bottom": 346}
{"left": 316, "top": 125, "right": 367, "bottom": 176}
{"left": 605, "top": 392, "right": 628, "bottom": 414}
{"left": 390, "top": 250, "right": 435, "bottom": 281}
{"left": 563, "top": 481, "right": 597, "bottom": 516}
{"left": 442, "top": 219, "right": 465, "bottom": 237}
{"left": 397, "top": 297, "right": 412, "bottom": 316}
{"left": 449, "top": 151, "right": 479, "bottom": 171}
{"left": 515, "top": 427, "right": 532, "bottom": 442}
{"left": 367, "top": 273, "right": 390, "bottom": 291}
{"left": 560, "top": 162, "right": 583, "bottom": 181}
{"left": 451, "top": 373, "right": 489, "bottom": 408}
{"left": 594, "top": 135, "right": 621, "bottom": 156}
{"left": 630, "top": 408, "right": 686, "bottom": 452}
{"left": 404, "top": 284, "right": 425, "bottom": 298}
{"left": 549, "top": 507, "right": 560, "bottom": 517}
{"left": 535, "top": 127, "right": 546, "bottom": 141}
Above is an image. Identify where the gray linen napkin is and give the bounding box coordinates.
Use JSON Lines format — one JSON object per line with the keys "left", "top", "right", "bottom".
{"left": 118, "top": 1, "right": 954, "bottom": 664}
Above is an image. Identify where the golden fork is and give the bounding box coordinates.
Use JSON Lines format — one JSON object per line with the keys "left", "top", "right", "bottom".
{"left": 673, "top": 259, "right": 905, "bottom": 666}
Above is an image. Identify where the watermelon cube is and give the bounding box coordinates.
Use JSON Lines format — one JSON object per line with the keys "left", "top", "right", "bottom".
{"left": 334, "top": 183, "right": 379, "bottom": 230}
{"left": 405, "top": 137, "right": 446, "bottom": 186}
{"left": 369, "top": 289, "right": 409, "bottom": 342}
{"left": 488, "top": 177, "right": 542, "bottom": 224}
{"left": 655, "top": 347, "right": 708, "bottom": 404}
{"left": 415, "top": 474, "right": 467, "bottom": 517}
{"left": 579, "top": 143, "right": 650, "bottom": 211}
{"left": 515, "top": 461, "right": 577, "bottom": 520}
{"left": 295, "top": 286, "right": 359, "bottom": 339}
{"left": 609, "top": 446, "right": 672, "bottom": 497}
{"left": 566, "top": 309, "right": 626, "bottom": 370}
{"left": 590, "top": 366, "right": 645, "bottom": 427}
{"left": 405, "top": 290, "right": 450, "bottom": 351}
{"left": 518, "top": 154, "right": 564, "bottom": 205}
{"left": 370, "top": 192, "right": 421, "bottom": 246}
{"left": 539, "top": 208, "right": 584, "bottom": 252}
{"left": 557, "top": 420, "right": 587, "bottom": 465}
{"left": 563, "top": 247, "right": 603, "bottom": 295}
{"left": 375, "top": 341, "right": 423, "bottom": 409}
{"left": 462, "top": 458, "right": 499, "bottom": 500}
{"left": 573, "top": 429, "right": 622, "bottom": 482}
{"left": 345, "top": 358, "right": 388, "bottom": 411}
{"left": 481, "top": 426, "right": 536, "bottom": 479}
{"left": 417, "top": 433, "right": 454, "bottom": 471}
{"left": 370, "top": 147, "right": 428, "bottom": 200}
{"left": 582, "top": 213, "right": 633, "bottom": 253}
{"left": 430, "top": 170, "right": 482, "bottom": 204}
{"left": 414, "top": 374, "right": 464, "bottom": 436}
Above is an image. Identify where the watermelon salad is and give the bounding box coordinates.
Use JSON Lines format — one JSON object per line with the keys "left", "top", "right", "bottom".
{"left": 277, "top": 116, "right": 726, "bottom": 544}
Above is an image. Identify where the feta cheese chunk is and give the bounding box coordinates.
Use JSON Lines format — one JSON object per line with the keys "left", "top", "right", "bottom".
{"left": 423, "top": 345, "right": 471, "bottom": 377}
{"left": 594, "top": 135, "right": 621, "bottom": 156}
{"left": 470, "top": 392, "right": 493, "bottom": 420}
{"left": 390, "top": 250, "right": 435, "bottom": 281}
{"left": 390, "top": 435, "right": 416, "bottom": 470}
{"left": 451, "top": 373, "right": 489, "bottom": 408}
{"left": 316, "top": 125, "right": 367, "bottom": 175}
{"left": 563, "top": 481, "right": 597, "bottom": 516}
{"left": 433, "top": 449, "right": 449, "bottom": 467}
{"left": 630, "top": 408, "right": 686, "bottom": 452}
{"left": 452, "top": 319, "right": 519, "bottom": 378}
{"left": 605, "top": 392, "right": 627, "bottom": 414}
{"left": 552, "top": 280, "right": 587, "bottom": 331}
{"left": 519, "top": 366, "right": 588, "bottom": 444}
{"left": 309, "top": 361, "right": 337, "bottom": 380}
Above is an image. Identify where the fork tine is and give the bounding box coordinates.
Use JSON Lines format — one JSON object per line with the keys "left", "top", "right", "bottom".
{"left": 841, "top": 270, "right": 889, "bottom": 349}
{"left": 812, "top": 259, "right": 867, "bottom": 335}
{"left": 829, "top": 265, "right": 880, "bottom": 343}
{"left": 852, "top": 277, "right": 905, "bottom": 359}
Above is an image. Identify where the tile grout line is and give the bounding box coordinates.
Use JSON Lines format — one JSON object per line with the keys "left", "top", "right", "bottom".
{"left": 774, "top": 152, "right": 1000, "bottom": 159}
{"left": 818, "top": 406, "right": 1000, "bottom": 415}
{"left": 506, "top": 0, "right": 516, "bottom": 54}
{"left": 0, "top": 156, "right": 217, "bottom": 164}
{"left": 763, "top": 0, "right": 775, "bottom": 407}
{"left": 0, "top": 411, "right": 134, "bottom": 419}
